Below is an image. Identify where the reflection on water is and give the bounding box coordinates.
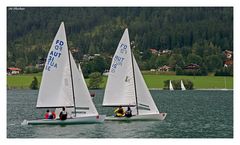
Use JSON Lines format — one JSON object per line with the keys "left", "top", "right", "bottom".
{"left": 7, "top": 89, "right": 233, "bottom": 138}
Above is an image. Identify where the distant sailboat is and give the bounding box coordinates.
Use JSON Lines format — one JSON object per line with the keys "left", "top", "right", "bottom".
{"left": 180, "top": 80, "right": 186, "bottom": 90}
{"left": 102, "top": 28, "right": 167, "bottom": 121}
{"left": 221, "top": 77, "right": 228, "bottom": 91}
{"left": 169, "top": 80, "right": 174, "bottom": 91}
{"left": 22, "top": 22, "right": 105, "bottom": 125}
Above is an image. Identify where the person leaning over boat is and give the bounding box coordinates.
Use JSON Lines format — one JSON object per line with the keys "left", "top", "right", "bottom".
{"left": 114, "top": 106, "right": 125, "bottom": 117}
{"left": 59, "top": 107, "right": 67, "bottom": 120}
{"left": 125, "top": 106, "right": 132, "bottom": 118}
{"left": 45, "top": 110, "right": 56, "bottom": 119}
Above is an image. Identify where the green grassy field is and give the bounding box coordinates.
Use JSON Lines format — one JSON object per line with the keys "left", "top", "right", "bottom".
{"left": 7, "top": 73, "right": 42, "bottom": 89}
{"left": 7, "top": 73, "right": 233, "bottom": 89}
{"left": 143, "top": 75, "right": 233, "bottom": 89}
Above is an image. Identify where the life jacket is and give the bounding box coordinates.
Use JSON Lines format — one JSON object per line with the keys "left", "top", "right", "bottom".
{"left": 118, "top": 108, "right": 124, "bottom": 114}
{"left": 52, "top": 112, "right": 56, "bottom": 119}
{"left": 116, "top": 113, "right": 124, "bottom": 117}
{"left": 48, "top": 112, "right": 53, "bottom": 119}
{"left": 44, "top": 113, "right": 49, "bottom": 119}
{"left": 60, "top": 111, "right": 67, "bottom": 120}
{"left": 125, "top": 110, "right": 132, "bottom": 117}
{"left": 115, "top": 108, "right": 125, "bottom": 117}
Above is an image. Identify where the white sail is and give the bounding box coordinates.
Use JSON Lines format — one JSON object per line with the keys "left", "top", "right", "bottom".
{"left": 169, "top": 80, "right": 174, "bottom": 91}
{"left": 70, "top": 54, "right": 98, "bottom": 116}
{"left": 103, "top": 29, "right": 136, "bottom": 106}
{"left": 133, "top": 55, "right": 160, "bottom": 115}
{"left": 37, "top": 22, "right": 74, "bottom": 108}
{"left": 54, "top": 50, "right": 99, "bottom": 118}
{"left": 181, "top": 80, "right": 186, "bottom": 90}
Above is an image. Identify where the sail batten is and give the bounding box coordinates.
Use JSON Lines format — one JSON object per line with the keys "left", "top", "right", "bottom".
{"left": 102, "top": 104, "right": 137, "bottom": 107}
{"left": 36, "top": 106, "right": 74, "bottom": 108}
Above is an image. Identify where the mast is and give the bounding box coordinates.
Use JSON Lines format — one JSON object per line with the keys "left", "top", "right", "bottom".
{"left": 130, "top": 41, "right": 139, "bottom": 115}
{"left": 67, "top": 46, "right": 77, "bottom": 117}
{"left": 224, "top": 77, "right": 227, "bottom": 89}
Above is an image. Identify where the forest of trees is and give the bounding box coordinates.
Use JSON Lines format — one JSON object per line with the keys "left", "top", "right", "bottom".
{"left": 7, "top": 7, "right": 233, "bottom": 76}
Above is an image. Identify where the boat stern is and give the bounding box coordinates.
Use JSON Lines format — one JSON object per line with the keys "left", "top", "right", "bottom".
{"left": 159, "top": 112, "right": 167, "bottom": 120}
{"left": 96, "top": 115, "right": 106, "bottom": 122}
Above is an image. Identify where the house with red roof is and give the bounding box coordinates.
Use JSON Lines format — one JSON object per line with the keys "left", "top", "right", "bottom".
{"left": 7, "top": 67, "right": 22, "bottom": 75}
{"left": 149, "top": 48, "right": 158, "bottom": 54}
{"left": 158, "top": 65, "right": 171, "bottom": 72}
{"left": 183, "top": 63, "right": 200, "bottom": 71}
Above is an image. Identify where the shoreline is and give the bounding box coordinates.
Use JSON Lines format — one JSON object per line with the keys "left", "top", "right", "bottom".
{"left": 149, "top": 88, "right": 233, "bottom": 91}
{"left": 7, "top": 74, "right": 233, "bottom": 90}
{"left": 7, "top": 88, "right": 233, "bottom": 91}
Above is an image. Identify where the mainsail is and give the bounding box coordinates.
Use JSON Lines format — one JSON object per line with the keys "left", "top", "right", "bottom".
{"left": 103, "top": 29, "right": 136, "bottom": 106}
{"left": 37, "top": 22, "right": 74, "bottom": 108}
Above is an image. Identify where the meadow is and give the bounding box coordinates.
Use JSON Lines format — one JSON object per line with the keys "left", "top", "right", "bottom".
{"left": 7, "top": 72, "right": 233, "bottom": 90}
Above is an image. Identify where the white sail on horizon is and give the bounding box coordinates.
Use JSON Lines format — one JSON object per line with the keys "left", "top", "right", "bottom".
{"left": 181, "top": 80, "right": 186, "bottom": 90}
{"left": 169, "top": 80, "right": 174, "bottom": 91}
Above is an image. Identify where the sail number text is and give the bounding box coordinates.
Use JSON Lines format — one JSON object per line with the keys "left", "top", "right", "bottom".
{"left": 110, "top": 43, "right": 127, "bottom": 73}
{"left": 120, "top": 44, "right": 128, "bottom": 54}
{"left": 45, "top": 40, "right": 64, "bottom": 71}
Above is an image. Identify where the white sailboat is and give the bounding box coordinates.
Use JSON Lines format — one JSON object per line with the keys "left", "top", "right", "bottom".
{"left": 102, "top": 29, "right": 167, "bottom": 121}
{"left": 169, "top": 80, "right": 174, "bottom": 91}
{"left": 180, "top": 80, "right": 186, "bottom": 90}
{"left": 22, "top": 22, "right": 105, "bottom": 125}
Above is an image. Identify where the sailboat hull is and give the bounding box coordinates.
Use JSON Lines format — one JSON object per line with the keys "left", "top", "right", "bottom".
{"left": 22, "top": 115, "right": 106, "bottom": 125}
{"left": 105, "top": 113, "right": 167, "bottom": 121}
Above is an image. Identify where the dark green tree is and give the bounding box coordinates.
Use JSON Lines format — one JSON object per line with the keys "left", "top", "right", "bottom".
{"left": 88, "top": 72, "right": 103, "bottom": 89}
{"left": 155, "top": 55, "right": 168, "bottom": 68}
{"left": 91, "top": 56, "right": 107, "bottom": 73}
{"left": 187, "top": 53, "right": 202, "bottom": 65}
{"left": 168, "top": 54, "right": 185, "bottom": 69}
{"left": 206, "top": 55, "right": 223, "bottom": 72}
{"left": 30, "top": 76, "right": 38, "bottom": 90}
{"left": 7, "top": 7, "right": 233, "bottom": 74}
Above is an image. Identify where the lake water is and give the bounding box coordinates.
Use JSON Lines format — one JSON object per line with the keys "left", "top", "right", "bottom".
{"left": 7, "top": 89, "right": 233, "bottom": 138}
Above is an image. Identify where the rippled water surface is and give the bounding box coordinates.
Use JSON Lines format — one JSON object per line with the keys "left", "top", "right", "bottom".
{"left": 7, "top": 89, "right": 233, "bottom": 138}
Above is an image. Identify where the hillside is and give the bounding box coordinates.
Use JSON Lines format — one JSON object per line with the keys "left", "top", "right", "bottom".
{"left": 7, "top": 7, "right": 233, "bottom": 75}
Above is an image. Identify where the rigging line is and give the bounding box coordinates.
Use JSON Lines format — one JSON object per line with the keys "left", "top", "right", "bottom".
{"left": 67, "top": 42, "right": 76, "bottom": 117}
{"left": 130, "top": 39, "right": 139, "bottom": 115}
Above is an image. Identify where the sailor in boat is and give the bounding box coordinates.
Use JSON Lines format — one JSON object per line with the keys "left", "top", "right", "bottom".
{"left": 44, "top": 110, "right": 56, "bottom": 119}
{"left": 59, "top": 107, "right": 67, "bottom": 120}
{"left": 125, "top": 106, "right": 132, "bottom": 118}
{"left": 114, "top": 106, "right": 125, "bottom": 117}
